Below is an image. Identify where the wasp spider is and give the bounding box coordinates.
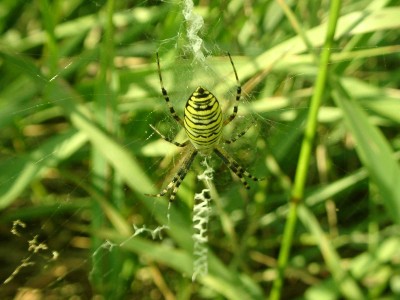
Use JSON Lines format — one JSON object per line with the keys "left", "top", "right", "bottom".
{"left": 146, "top": 53, "right": 263, "bottom": 202}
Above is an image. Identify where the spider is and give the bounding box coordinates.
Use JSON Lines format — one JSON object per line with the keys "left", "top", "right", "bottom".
{"left": 146, "top": 53, "right": 263, "bottom": 202}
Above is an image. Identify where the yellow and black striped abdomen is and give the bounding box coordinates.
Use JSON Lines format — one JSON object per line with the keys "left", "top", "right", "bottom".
{"left": 184, "top": 86, "right": 223, "bottom": 154}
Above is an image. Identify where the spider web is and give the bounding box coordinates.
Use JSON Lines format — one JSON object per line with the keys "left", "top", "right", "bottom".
{"left": 1, "top": 0, "right": 399, "bottom": 299}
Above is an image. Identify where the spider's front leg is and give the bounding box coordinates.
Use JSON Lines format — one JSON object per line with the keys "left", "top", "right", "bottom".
{"left": 156, "top": 52, "right": 184, "bottom": 127}
{"left": 223, "top": 53, "right": 242, "bottom": 126}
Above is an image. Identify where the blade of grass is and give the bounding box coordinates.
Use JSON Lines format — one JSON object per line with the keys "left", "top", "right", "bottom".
{"left": 240, "top": 5, "right": 400, "bottom": 80}
{"left": 101, "top": 231, "right": 265, "bottom": 300}
{"left": 333, "top": 81, "right": 400, "bottom": 224}
{"left": 270, "top": 1, "right": 342, "bottom": 299}
{"left": 0, "top": 129, "right": 88, "bottom": 209}
{"left": 297, "top": 204, "right": 365, "bottom": 299}
{"left": 90, "top": 0, "right": 115, "bottom": 291}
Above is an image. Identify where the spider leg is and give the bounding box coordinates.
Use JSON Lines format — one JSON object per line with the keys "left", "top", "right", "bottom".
{"left": 214, "top": 147, "right": 263, "bottom": 189}
{"left": 223, "top": 121, "right": 255, "bottom": 144}
{"left": 223, "top": 53, "right": 241, "bottom": 126}
{"left": 150, "top": 124, "right": 189, "bottom": 147}
{"left": 145, "top": 148, "right": 198, "bottom": 202}
{"left": 156, "top": 53, "right": 184, "bottom": 126}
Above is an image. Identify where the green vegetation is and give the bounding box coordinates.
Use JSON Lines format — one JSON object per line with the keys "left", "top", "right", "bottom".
{"left": 1, "top": 0, "right": 399, "bottom": 299}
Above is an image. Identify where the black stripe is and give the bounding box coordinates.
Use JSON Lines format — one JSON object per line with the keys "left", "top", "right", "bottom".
{"left": 185, "top": 121, "right": 222, "bottom": 135}
{"left": 186, "top": 101, "right": 218, "bottom": 112}
{"left": 184, "top": 110, "right": 221, "bottom": 125}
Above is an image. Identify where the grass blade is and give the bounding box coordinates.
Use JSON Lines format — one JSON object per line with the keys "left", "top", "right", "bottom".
{"left": 333, "top": 82, "right": 400, "bottom": 224}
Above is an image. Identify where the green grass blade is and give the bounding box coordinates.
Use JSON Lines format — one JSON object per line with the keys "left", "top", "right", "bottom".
{"left": 44, "top": 80, "right": 155, "bottom": 196}
{"left": 0, "top": 130, "right": 88, "bottom": 209}
{"left": 270, "top": 0, "right": 342, "bottom": 298}
{"left": 333, "top": 82, "right": 400, "bottom": 224}
{"left": 298, "top": 205, "right": 365, "bottom": 299}
{"left": 105, "top": 232, "right": 265, "bottom": 300}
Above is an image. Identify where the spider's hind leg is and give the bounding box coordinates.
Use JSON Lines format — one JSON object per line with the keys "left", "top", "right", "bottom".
{"left": 145, "top": 148, "right": 198, "bottom": 202}
{"left": 223, "top": 120, "right": 256, "bottom": 144}
{"left": 214, "top": 147, "right": 263, "bottom": 189}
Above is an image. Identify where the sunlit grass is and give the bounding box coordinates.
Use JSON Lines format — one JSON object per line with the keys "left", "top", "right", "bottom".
{"left": 0, "top": 0, "right": 399, "bottom": 299}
